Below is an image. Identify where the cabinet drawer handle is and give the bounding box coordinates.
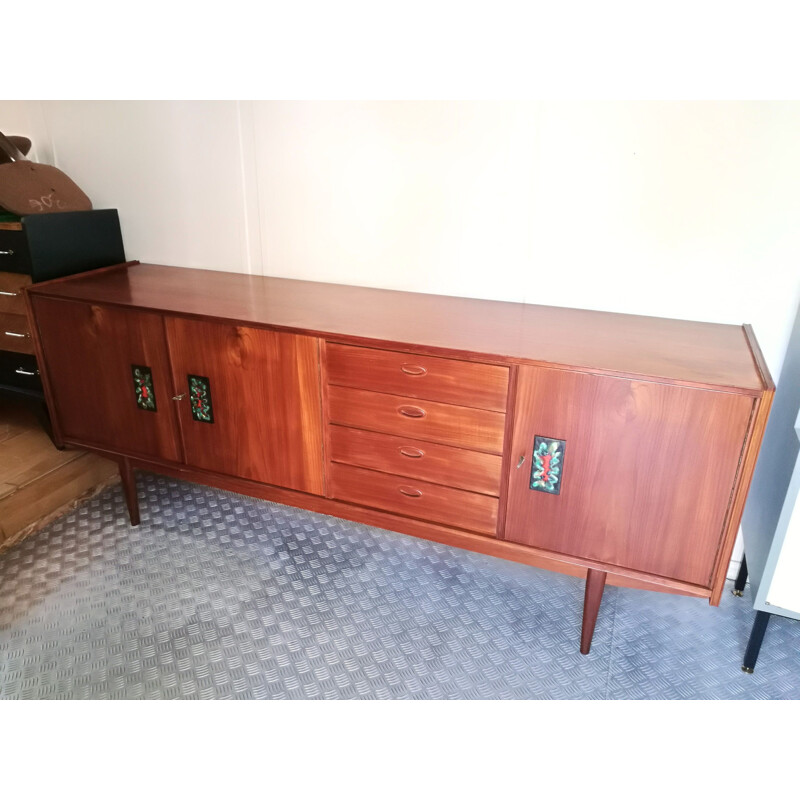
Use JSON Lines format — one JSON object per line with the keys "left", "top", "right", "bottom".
{"left": 15, "top": 367, "right": 37, "bottom": 376}
{"left": 0, "top": 249, "right": 14, "bottom": 256}
{"left": 399, "top": 446, "right": 425, "bottom": 459}
{"left": 0, "top": 290, "right": 19, "bottom": 296}
{"left": 398, "top": 486, "right": 423, "bottom": 498}
{"left": 4, "top": 330, "right": 28, "bottom": 338}
{"left": 172, "top": 393, "right": 186, "bottom": 401}
{"left": 400, "top": 364, "right": 427, "bottom": 376}
{"left": 398, "top": 405, "right": 426, "bottom": 418}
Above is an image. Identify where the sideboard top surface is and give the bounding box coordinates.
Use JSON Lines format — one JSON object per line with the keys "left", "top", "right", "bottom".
{"left": 29, "top": 261, "right": 768, "bottom": 392}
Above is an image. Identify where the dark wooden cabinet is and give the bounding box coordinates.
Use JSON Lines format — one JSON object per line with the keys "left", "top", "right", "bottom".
{"left": 25, "top": 261, "right": 774, "bottom": 653}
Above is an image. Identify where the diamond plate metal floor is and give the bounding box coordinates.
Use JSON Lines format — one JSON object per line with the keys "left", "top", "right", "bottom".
{"left": 1, "top": 472, "right": 798, "bottom": 699}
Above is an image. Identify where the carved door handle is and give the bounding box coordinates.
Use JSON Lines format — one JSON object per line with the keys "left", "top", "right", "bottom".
{"left": 399, "top": 446, "right": 425, "bottom": 458}
{"left": 398, "top": 405, "right": 426, "bottom": 418}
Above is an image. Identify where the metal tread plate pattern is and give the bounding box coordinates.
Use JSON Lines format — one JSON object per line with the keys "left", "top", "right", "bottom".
{"left": 1, "top": 472, "right": 798, "bottom": 700}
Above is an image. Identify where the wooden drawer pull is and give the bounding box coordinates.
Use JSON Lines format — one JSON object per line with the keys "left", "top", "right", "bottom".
{"left": 398, "top": 405, "right": 426, "bottom": 418}
{"left": 400, "top": 364, "right": 427, "bottom": 376}
{"left": 398, "top": 486, "right": 423, "bottom": 498}
{"left": 398, "top": 446, "right": 425, "bottom": 459}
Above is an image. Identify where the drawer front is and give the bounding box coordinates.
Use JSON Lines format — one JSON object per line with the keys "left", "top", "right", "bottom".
{"left": 0, "top": 311, "right": 33, "bottom": 354}
{"left": 0, "top": 350, "right": 41, "bottom": 393}
{"left": 0, "top": 230, "right": 32, "bottom": 275}
{"left": 326, "top": 342, "right": 509, "bottom": 412}
{"left": 328, "top": 385, "right": 506, "bottom": 453}
{"left": 330, "top": 462, "right": 499, "bottom": 535}
{"left": 0, "top": 272, "right": 31, "bottom": 314}
{"left": 329, "top": 425, "right": 502, "bottom": 496}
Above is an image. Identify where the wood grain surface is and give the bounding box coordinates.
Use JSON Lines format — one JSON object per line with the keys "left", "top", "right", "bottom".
{"left": 165, "top": 317, "right": 325, "bottom": 495}
{"left": 326, "top": 342, "right": 509, "bottom": 411}
{"left": 30, "top": 297, "right": 183, "bottom": 462}
{"left": 329, "top": 462, "right": 499, "bottom": 535}
{"left": 328, "top": 424, "right": 503, "bottom": 496}
{"left": 504, "top": 365, "right": 754, "bottom": 586}
{"left": 328, "top": 385, "right": 506, "bottom": 453}
{"left": 26, "top": 262, "right": 768, "bottom": 392}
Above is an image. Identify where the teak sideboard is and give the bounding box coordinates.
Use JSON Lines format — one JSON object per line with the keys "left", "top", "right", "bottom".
{"left": 24, "top": 261, "right": 774, "bottom": 653}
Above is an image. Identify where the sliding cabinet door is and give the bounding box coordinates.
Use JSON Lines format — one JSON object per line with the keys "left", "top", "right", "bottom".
{"left": 165, "top": 317, "right": 324, "bottom": 495}
{"left": 32, "top": 297, "right": 182, "bottom": 462}
{"left": 505, "top": 366, "right": 754, "bottom": 586}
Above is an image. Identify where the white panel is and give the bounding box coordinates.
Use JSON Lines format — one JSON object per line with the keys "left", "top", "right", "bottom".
{"left": 767, "top": 489, "right": 800, "bottom": 613}
{"left": 39, "top": 101, "right": 251, "bottom": 273}
{"left": 253, "top": 101, "right": 538, "bottom": 302}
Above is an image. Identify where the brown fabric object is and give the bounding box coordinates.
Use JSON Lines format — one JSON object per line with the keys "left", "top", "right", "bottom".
{"left": 0, "top": 135, "right": 32, "bottom": 164}
{"left": 0, "top": 161, "right": 92, "bottom": 214}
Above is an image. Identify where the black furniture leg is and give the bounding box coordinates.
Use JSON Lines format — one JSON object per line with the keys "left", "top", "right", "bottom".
{"left": 732, "top": 555, "right": 748, "bottom": 596}
{"left": 742, "top": 610, "right": 771, "bottom": 674}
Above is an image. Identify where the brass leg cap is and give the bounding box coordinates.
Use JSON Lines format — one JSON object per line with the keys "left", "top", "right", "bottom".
{"left": 742, "top": 665, "right": 754, "bottom": 674}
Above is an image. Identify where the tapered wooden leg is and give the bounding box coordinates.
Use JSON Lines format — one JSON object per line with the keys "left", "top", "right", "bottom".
{"left": 119, "top": 457, "right": 140, "bottom": 526}
{"left": 580, "top": 569, "right": 607, "bottom": 654}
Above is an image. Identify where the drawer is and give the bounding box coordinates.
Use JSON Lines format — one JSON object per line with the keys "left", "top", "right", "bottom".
{"left": 330, "top": 462, "right": 499, "bottom": 535}
{"left": 326, "top": 342, "right": 509, "bottom": 412}
{"left": 0, "top": 272, "right": 31, "bottom": 314}
{"left": 0, "top": 312, "right": 33, "bottom": 354}
{"left": 328, "top": 385, "right": 506, "bottom": 453}
{"left": 0, "top": 350, "right": 41, "bottom": 394}
{"left": 0, "top": 230, "right": 32, "bottom": 275}
{"left": 329, "top": 425, "right": 503, "bottom": 496}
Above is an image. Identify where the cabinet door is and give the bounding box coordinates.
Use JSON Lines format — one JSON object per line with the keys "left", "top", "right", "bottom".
{"left": 165, "top": 317, "right": 324, "bottom": 495}
{"left": 505, "top": 366, "right": 754, "bottom": 586}
{"left": 31, "top": 297, "right": 182, "bottom": 462}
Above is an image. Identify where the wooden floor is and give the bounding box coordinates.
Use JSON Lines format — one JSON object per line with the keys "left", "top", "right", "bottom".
{"left": 0, "top": 394, "right": 118, "bottom": 551}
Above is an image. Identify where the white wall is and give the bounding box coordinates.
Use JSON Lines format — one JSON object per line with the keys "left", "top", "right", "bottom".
{"left": 37, "top": 101, "right": 255, "bottom": 273}
{"left": 4, "top": 100, "right": 796, "bottom": 374}
{"left": 254, "top": 102, "right": 538, "bottom": 303}
{"left": 4, "top": 100, "right": 799, "bottom": 574}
